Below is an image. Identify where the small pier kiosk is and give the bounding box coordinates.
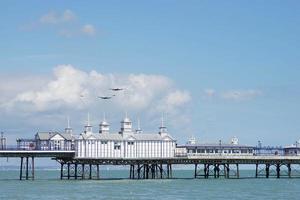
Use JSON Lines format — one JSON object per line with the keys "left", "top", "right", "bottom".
{"left": 284, "top": 140, "right": 300, "bottom": 156}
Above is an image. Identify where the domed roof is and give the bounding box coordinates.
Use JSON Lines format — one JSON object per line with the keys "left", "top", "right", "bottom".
{"left": 100, "top": 120, "right": 109, "bottom": 126}
{"left": 122, "top": 117, "right": 132, "bottom": 123}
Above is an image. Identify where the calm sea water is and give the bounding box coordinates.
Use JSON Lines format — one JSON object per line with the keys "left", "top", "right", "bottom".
{"left": 0, "top": 170, "right": 299, "bottom": 200}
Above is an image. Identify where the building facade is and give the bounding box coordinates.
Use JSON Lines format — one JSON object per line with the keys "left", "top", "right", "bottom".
{"left": 75, "top": 115, "right": 176, "bottom": 158}
{"left": 176, "top": 137, "right": 255, "bottom": 157}
{"left": 35, "top": 131, "right": 75, "bottom": 150}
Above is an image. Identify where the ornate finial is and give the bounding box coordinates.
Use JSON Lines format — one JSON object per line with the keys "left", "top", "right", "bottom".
{"left": 161, "top": 112, "right": 165, "bottom": 127}
{"left": 87, "top": 112, "right": 90, "bottom": 126}
{"left": 159, "top": 112, "right": 167, "bottom": 135}
{"left": 67, "top": 116, "right": 70, "bottom": 129}
{"left": 137, "top": 118, "right": 141, "bottom": 130}
{"left": 103, "top": 112, "right": 106, "bottom": 121}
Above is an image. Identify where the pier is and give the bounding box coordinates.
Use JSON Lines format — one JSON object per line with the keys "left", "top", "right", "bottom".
{"left": 1, "top": 150, "right": 300, "bottom": 180}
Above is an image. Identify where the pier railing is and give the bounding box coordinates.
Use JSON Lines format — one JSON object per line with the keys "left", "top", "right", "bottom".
{"left": 0, "top": 145, "right": 75, "bottom": 151}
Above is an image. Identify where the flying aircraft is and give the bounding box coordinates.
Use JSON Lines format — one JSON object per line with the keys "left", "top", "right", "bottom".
{"left": 110, "top": 88, "right": 124, "bottom": 91}
{"left": 98, "top": 96, "right": 113, "bottom": 100}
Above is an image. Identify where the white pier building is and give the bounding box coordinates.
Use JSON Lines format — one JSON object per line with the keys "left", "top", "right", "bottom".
{"left": 75, "top": 115, "right": 176, "bottom": 158}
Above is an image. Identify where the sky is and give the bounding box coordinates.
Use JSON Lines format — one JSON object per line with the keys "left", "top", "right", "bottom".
{"left": 0, "top": 0, "right": 300, "bottom": 147}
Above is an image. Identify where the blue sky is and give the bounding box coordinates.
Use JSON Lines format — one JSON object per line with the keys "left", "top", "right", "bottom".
{"left": 0, "top": 0, "right": 300, "bottom": 146}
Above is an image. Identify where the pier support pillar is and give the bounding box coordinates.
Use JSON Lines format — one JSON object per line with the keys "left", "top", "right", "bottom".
{"left": 89, "top": 164, "right": 92, "bottom": 180}
{"left": 137, "top": 164, "right": 141, "bottom": 179}
{"left": 204, "top": 164, "right": 208, "bottom": 179}
{"left": 67, "top": 163, "right": 70, "bottom": 180}
{"left": 276, "top": 164, "right": 280, "bottom": 179}
{"left": 288, "top": 164, "right": 291, "bottom": 178}
{"left": 31, "top": 157, "right": 34, "bottom": 180}
{"left": 266, "top": 164, "right": 270, "bottom": 178}
{"left": 19, "top": 156, "right": 35, "bottom": 180}
{"left": 226, "top": 164, "right": 230, "bottom": 179}
{"left": 213, "top": 164, "right": 217, "bottom": 178}
{"left": 26, "top": 157, "right": 29, "bottom": 180}
{"left": 194, "top": 164, "right": 197, "bottom": 178}
{"left": 236, "top": 164, "right": 239, "bottom": 179}
{"left": 19, "top": 157, "right": 23, "bottom": 180}
{"left": 82, "top": 164, "right": 85, "bottom": 179}
{"left": 255, "top": 163, "right": 258, "bottom": 178}
{"left": 97, "top": 164, "right": 100, "bottom": 180}
{"left": 160, "top": 163, "right": 163, "bottom": 179}
{"left": 167, "top": 164, "right": 170, "bottom": 179}
{"left": 75, "top": 163, "right": 78, "bottom": 180}
{"left": 60, "top": 163, "right": 63, "bottom": 180}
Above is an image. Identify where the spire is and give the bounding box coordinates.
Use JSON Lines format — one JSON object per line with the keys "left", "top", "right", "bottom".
{"left": 161, "top": 113, "right": 165, "bottom": 128}
{"left": 137, "top": 118, "right": 141, "bottom": 130}
{"left": 103, "top": 112, "right": 106, "bottom": 121}
{"left": 99, "top": 112, "right": 109, "bottom": 134}
{"left": 136, "top": 118, "right": 142, "bottom": 134}
{"left": 65, "top": 116, "right": 73, "bottom": 134}
{"left": 159, "top": 113, "right": 168, "bottom": 136}
{"left": 67, "top": 116, "right": 70, "bottom": 129}
{"left": 84, "top": 112, "right": 92, "bottom": 134}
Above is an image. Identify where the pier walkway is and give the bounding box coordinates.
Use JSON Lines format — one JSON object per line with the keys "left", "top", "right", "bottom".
{"left": 1, "top": 150, "right": 300, "bottom": 180}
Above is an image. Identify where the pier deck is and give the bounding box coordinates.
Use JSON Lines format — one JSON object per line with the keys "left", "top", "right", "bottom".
{"left": 1, "top": 150, "right": 300, "bottom": 180}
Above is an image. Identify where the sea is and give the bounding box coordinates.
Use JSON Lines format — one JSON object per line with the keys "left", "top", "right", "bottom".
{"left": 0, "top": 169, "right": 299, "bottom": 200}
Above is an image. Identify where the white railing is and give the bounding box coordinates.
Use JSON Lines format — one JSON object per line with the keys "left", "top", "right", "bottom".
{"left": 185, "top": 154, "right": 300, "bottom": 160}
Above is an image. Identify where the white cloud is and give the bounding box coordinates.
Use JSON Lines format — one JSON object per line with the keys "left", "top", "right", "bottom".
{"left": 40, "top": 9, "right": 76, "bottom": 24}
{"left": 27, "top": 9, "right": 96, "bottom": 37}
{"left": 164, "top": 90, "right": 191, "bottom": 108}
{"left": 221, "top": 90, "right": 262, "bottom": 101}
{"left": 2, "top": 65, "right": 190, "bottom": 114}
{"left": 203, "top": 89, "right": 216, "bottom": 97}
{"left": 62, "top": 10, "right": 76, "bottom": 22}
{"left": 0, "top": 65, "right": 192, "bottom": 139}
{"left": 203, "top": 89, "right": 262, "bottom": 101}
{"left": 81, "top": 24, "right": 96, "bottom": 36}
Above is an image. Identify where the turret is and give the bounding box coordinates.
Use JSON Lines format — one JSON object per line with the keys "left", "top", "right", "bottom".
{"left": 99, "top": 113, "right": 110, "bottom": 134}
{"left": 84, "top": 112, "right": 93, "bottom": 134}
{"left": 159, "top": 114, "right": 168, "bottom": 137}
{"left": 135, "top": 118, "right": 142, "bottom": 134}
{"left": 231, "top": 136, "right": 239, "bottom": 145}
{"left": 120, "top": 113, "right": 133, "bottom": 137}
{"left": 65, "top": 116, "right": 73, "bottom": 135}
{"left": 187, "top": 136, "right": 196, "bottom": 145}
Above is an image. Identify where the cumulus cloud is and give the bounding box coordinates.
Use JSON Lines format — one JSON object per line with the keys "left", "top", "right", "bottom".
{"left": 3, "top": 65, "right": 191, "bottom": 114}
{"left": 221, "top": 90, "right": 262, "bottom": 101}
{"left": 24, "top": 9, "right": 96, "bottom": 37}
{"left": 81, "top": 24, "right": 96, "bottom": 36}
{"left": 203, "top": 89, "right": 262, "bottom": 101}
{"left": 163, "top": 90, "right": 191, "bottom": 108}
{"left": 203, "top": 89, "right": 216, "bottom": 97}
{"left": 40, "top": 10, "right": 76, "bottom": 24}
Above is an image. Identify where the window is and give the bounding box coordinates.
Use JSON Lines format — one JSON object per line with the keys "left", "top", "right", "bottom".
{"left": 197, "top": 149, "right": 205, "bottom": 153}
{"left": 114, "top": 141, "right": 121, "bottom": 150}
{"left": 241, "top": 149, "right": 248, "bottom": 154}
{"left": 101, "top": 141, "right": 107, "bottom": 145}
{"left": 128, "top": 141, "right": 134, "bottom": 145}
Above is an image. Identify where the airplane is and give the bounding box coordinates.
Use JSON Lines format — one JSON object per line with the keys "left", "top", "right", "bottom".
{"left": 110, "top": 88, "right": 124, "bottom": 91}
{"left": 98, "top": 96, "right": 113, "bottom": 100}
